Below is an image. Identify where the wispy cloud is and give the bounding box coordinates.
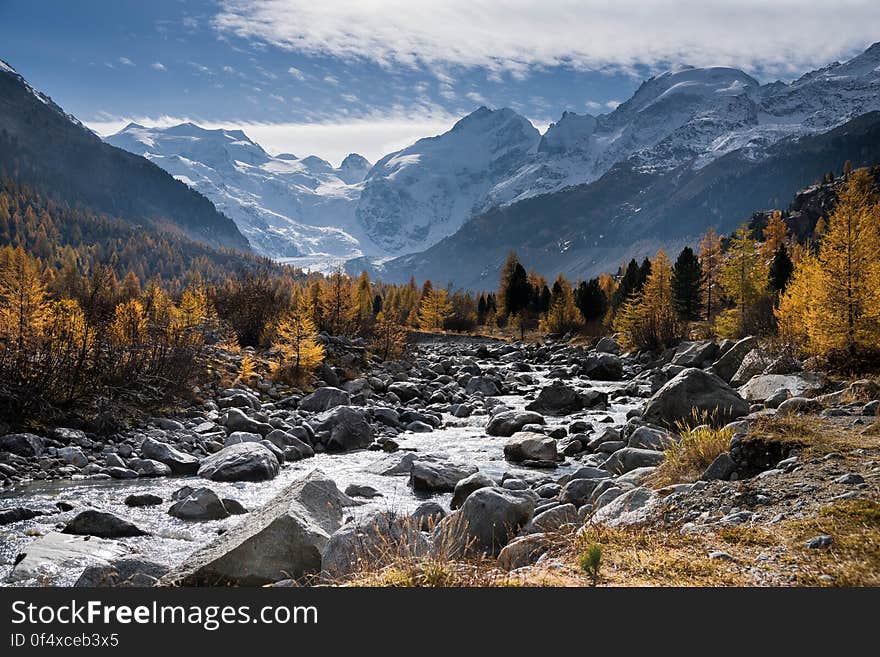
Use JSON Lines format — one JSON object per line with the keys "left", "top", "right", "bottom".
{"left": 212, "top": 0, "right": 880, "bottom": 78}
{"left": 287, "top": 66, "right": 305, "bottom": 80}
{"left": 118, "top": 56, "right": 135, "bottom": 67}
{"left": 151, "top": 61, "right": 167, "bottom": 71}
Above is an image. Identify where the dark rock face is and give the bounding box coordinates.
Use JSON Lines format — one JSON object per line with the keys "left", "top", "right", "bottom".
{"left": 63, "top": 510, "right": 149, "bottom": 538}
{"left": 0, "top": 433, "right": 45, "bottom": 457}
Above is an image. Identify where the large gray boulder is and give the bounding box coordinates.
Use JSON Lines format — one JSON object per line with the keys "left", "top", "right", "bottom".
{"left": 602, "top": 447, "right": 665, "bottom": 475}
{"left": 140, "top": 437, "right": 200, "bottom": 475}
{"left": 465, "top": 376, "right": 501, "bottom": 396}
{"left": 642, "top": 368, "right": 749, "bottom": 427}
{"left": 197, "top": 442, "right": 279, "bottom": 482}
{"left": 0, "top": 433, "right": 45, "bottom": 457}
{"left": 168, "top": 488, "right": 231, "bottom": 521}
{"left": 627, "top": 426, "right": 674, "bottom": 451}
{"left": 671, "top": 340, "right": 719, "bottom": 368}
{"left": 529, "top": 503, "right": 578, "bottom": 533}
{"left": 310, "top": 406, "right": 374, "bottom": 452}
{"left": 709, "top": 336, "right": 757, "bottom": 383}
{"left": 159, "top": 470, "right": 355, "bottom": 586}
{"left": 738, "top": 372, "right": 826, "bottom": 402}
{"left": 497, "top": 533, "right": 549, "bottom": 571}
{"left": 74, "top": 558, "right": 169, "bottom": 587}
{"left": 729, "top": 349, "right": 772, "bottom": 387}
{"left": 222, "top": 407, "right": 272, "bottom": 435}
{"left": 321, "top": 511, "right": 428, "bottom": 581}
{"left": 63, "top": 510, "right": 149, "bottom": 538}
{"left": 594, "top": 337, "right": 621, "bottom": 355}
{"left": 410, "top": 459, "right": 478, "bottom": 493}
{"left": 525, "top": 382, "right": 586, "bottom": 415}
{"left": 9, "top": 532, "right": 129, "bottom": 583}
{"left": 442, "top": 487, "right": 535, "bottom": 557}
{"left": 582, "top": 353, "right": 624, "bottom": 381}
{"left": 589, "top": 487, "right": 659, "bottom": 527}
{"left": 503, "top": 432, "right": 558, "bottom": 463}
{"left": 387, "top": 381, "right": 421, "bottom": 402}
{"left": 299, "top": 387, "right": 351, "bottom": 412}
{"left": 487, "top": 410, "right": 545, "bottom": 437}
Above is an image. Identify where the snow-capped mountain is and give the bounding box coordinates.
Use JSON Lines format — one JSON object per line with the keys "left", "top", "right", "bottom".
{"left": 356, "top": 107, "right": 540, "bottom": 253}
{"left": 105, "top": 43, "right": 880, "bottom": 270}
{"left": 107, "top": 122, "right": 371, "bottom": 260}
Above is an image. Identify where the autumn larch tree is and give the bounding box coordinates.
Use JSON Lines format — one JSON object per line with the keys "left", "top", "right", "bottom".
{"left": 417, "top": 288, "right": 453, "bottom": 331}
{"left": 716, "top": 224, "right": 771, "bottom": 338}
{"left": 698, "top": 226, "right": 723, "bottom": 321}
{"left": 272, "top": 294, "right": 325, "bottom": 384}
{"left": 613, "top": 250, "right": 679, "bottom": 351}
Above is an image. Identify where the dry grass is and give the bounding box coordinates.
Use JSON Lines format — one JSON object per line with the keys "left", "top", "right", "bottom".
{"left": 649, "top": 424, "right": 733, "bottom": 487}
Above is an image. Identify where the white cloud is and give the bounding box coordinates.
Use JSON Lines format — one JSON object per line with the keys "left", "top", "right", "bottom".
{"left": 465, "top": 91, "right": 487, "bottom": 105}
{"left": 118, "top": 57, "right": 135, "bottom": 66}
{"left": 151, "top": 61, "right": 167, "bottom": 71}
{"left": 322, "top": 74, "right": 339, "bottom": 85}
{"left": 85, "top": 111, "right": 462, "bottom": 165}
{"left": 287, "top": 66, "right": 305, "bottom": 80}
{"left": 212, "top": 0, "right": 880, "bottom": 77}
{"left": 605, "top": 100, "right": 621, "bottom": 109}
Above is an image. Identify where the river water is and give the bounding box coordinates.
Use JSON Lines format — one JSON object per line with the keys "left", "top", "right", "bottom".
{"left": 0, "top": 367, "right": 637, "bottom": 586}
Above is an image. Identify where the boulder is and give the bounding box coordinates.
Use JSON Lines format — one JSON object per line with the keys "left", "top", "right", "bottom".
{"left": 197, "top": 442, "right": 279, "bottom": 482}
{"left": 0, "top": 433, "right": 45, "bottom": 457}
{"left": 387, "top": 382, "right": 421, "bottom": 403}
{"left": 738, "top": 373, "right": 826, "bottom": 402}
{"left": 344, "top": 484, "right": 383, "bottom": 499}
{"left": 168, "top": 487, "right": 231, "bottom": 521}
{"left": 503, "top": 432, "right": 558, "bottom": 463}
{"left": 127, "top": 458, "right": 173, "bottom": 477}
{"left": 671, "top": 340, "right": 719, "bottom": 368}
{"left": 321, "top": 511, "right": 428, "bottom": 580}
{"left": 9, "top": 532, "right": 129, "bottom": 583}
{"left": 223, "top": 407, "right": 271, "bottom": 435}
{"left": 444, "top": 487, "right": 535, "bottom": 557}
{"left": 702, "top": 452, "right": 736, "bottom": 481}
{"left": 0, "top": 507, "right": 44, "bottom": 525}
{"left": 627, "top": 426, "right": 674, "bottom": 451}
{"left": 602, "top": 447, "right": 665, "bottom": 475}
{"left": 411, "top": 502, "right": 447, "bottom": 531}
{"left": 311, "top": 406, "right": 374, "bottom": 452}
{"left": 525, "top": 382, "right": 585, "bottom": 415}
{"left": 560, "top": 478, "right": 605, "bottom": 506}
{"left": 63, "top": 510, "right": 149, "bottom": 538}
{"left": 709, "top": 336, "right": 757, "bottom": 382}
{"left": 497, "top": 533, "right": 549, "bottom": 571}
{"left": 124, "top": 494, "right": 163, "bottom": 507}
{"left": 410, "top": 459, "right": 478, "bottom": 493}
{"left": 57, "top": 446, "right": 88, "bottom": 468}
{"left": 486, "top": 410, "right": 545, "bottom": 437}
{"left": 159, "top": 470, "right": 355, "bottom": 586}
{"left": 465, "top": 376, "right": 501, "bottom": 396}
{"left": 777, "top": 396, "right": 822, "bottom": 415}
{"left": 729, "top": 349, "right": 772, "bottom": 387}
{"left": 74, "top": 558, "right": 169, "bottom": 587}
{"left": 298, "top": 387, "right": 351, "bottom": 412}
{"left": 582, "top": 353, "right": 624, "bottom": 380}
{"left": 451, "top": 471, "right": 495, "bottom": 509}
{"left": 594, "top": 337, "right": 621, "bottom": 355}
{"left": 642, "top": 368, "right": 749, "bottom": 427}
{"left": 140, "top": 437, "right": 200, "bottom": 475}
{"left": 529, "top": 503, "right": 578, "bottom": 533}
{"left": 589, "top": 487, "right": 659, "bottom": 527}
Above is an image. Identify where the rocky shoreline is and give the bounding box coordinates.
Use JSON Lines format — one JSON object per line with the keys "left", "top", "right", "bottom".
{"left": 1, "top": 334, "right": 878, "bottom": 586}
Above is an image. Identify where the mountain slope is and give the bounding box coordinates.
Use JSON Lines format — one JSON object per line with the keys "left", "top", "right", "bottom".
{"left": 365, "top": 111, "right": 880, "bottom": 289}
{"left": 107, "top": 122, "right": 371, "bottom": 259}
{"left": 0, "top": 60, "right": 249, "bottom": 252}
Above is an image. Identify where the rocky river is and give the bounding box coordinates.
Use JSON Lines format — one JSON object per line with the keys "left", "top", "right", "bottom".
{"left": 1, "top": 334, "right": 876, "bottom": 586}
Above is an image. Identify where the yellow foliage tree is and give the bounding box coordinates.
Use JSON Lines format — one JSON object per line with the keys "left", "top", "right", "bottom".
{"left": 715, "top": 224, "right": 771, "bottom": 338}
{"left": 613, "top": 250, "right": 679, "bottom": 350}
{"left": 761, "top": 210, "right": 789, "bottom": 260}
{"left": 318, "top": 268, "right": 358, "bottom": 337}
{"left": 777, "top": 169, "right": 880, "bottom": 359}
{"left": 0, "top": 246, "right": 49, "bottom": 377}
{"left": 540, "top": 275, "right": 581, "bottom": 334}
{"left": 698, "top": 226, "right": 723, "bottom": 321}
{"left": 417, "top": 288, "right": 453, "bottom": 331}
{"left": 272, "top": 295, "right": 325, "bottom": 384}
{"left": 371, "top": 311, "right": 409, "bottom": 361}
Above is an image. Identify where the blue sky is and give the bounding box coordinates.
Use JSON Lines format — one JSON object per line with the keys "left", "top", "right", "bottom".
{"left": 2, "top": 1, "right": 878, "bottom": 164}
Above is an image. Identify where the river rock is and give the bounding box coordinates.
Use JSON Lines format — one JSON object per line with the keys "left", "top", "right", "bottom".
{"left": 63, "top": 510, "right": 149, "bottom": 538}
{"left": 74, "top": 558, "right": 169, "bottom": 587}
{"left": 671, "top": 340, "right": 719, "bottom": 368}
{"left": 387, "top": 382, "right": 421, "bottom": 403}
{"left": 159, "top": 470, "right": 355, "bottom": 586}
{"left": 525, "top": 382, "right": 586, "bottom": 415}
{"left": 560, "top": 478, "right": 605, "bottom": 506}
{"left": 730, "top": 349, "right": 772, "bottom": 387}
{"left": 0, "top": 507, "right": 44, "bottom": 525}
{"left": 411, "top": 502, "right": 447, "bottom": 530}
{"left": 197, "top": 442, "right": 279, "bottom": 482}
{"left": 0, "top": 433, "right": 45, "bottom": 457}
{"left": 643, "top": 368, "right": 749, "bottom": 427}
{"left": 451, "top": 471, "right": 495, "bottom": 509}
{"left": 465, "top": 376, "right": 501, "bottom": 396}
{"left": 602, "top": 447, "right": 665, "bottom": 475}
{"left": 528, "top": 503, "right": 578, "bottom": 533}
{"left": 497, "top": 533, "right": 549, "bottom": 571}
{"left": 310, "top": 406, "right": 374, "bottom": 452}
{"left": 582, "top": 353, "right": 624, "bottom": 380}
{"left": 168, "top": 487, "right": 231, "bottom": 521}
{"left": 738, "top": 373, "right": 826, "bottom": 402}
{"left": 503, "top": 432, "right": 558, "bottom": 463}
{"left": 57, "top": 446, "right": 88, "bottom": 468}
{"left": 124, "top": 493, "right": 163, "bottom": 507}
{"left": 299, "top": 387, "right": 351, "bottom": 412}
{"left": 627, "top": 426, "right": 674, "bottom": 451}
{"left": 410, "top": 459, "right": 478, "bottom": 493}
{"left": 9, "top": 532, "right": 129, "bottom": 583}
{"left": 589, "top": 487, "right": 659, "bottom": 527}
{"left": 595, "top": 337, "right": 621, "bottom": 355}
{"left": 321, "top": 511, "right": 428, "bottom": 580}
{"left": 222, "top": 407, "right": 271, "bottom": 435}
{"left": 127, "top": 458, "right": 173, "bottom": 477}
{"left": 487, "top": 410, "right": 545, "bottom": 437}
{"left": 443, "top": 487, "right": 535, "bottom": 557}
{"left": 709, "top": 336, "right": 758, "bottom": 383}
{"left": 140, "top": 437, "right": 200, "bottom": 475}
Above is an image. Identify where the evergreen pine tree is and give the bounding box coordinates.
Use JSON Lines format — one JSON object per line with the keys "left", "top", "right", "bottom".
{"left": 671, "top": 246, "right": 705, "bottom": 321}
{"left": 768, "top": 245, "right": 794, "bottom": 294}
